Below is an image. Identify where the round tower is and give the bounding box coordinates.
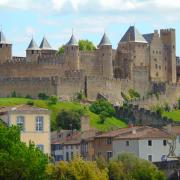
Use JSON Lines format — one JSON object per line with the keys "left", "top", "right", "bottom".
{"left": 64, "top": 34, "right": 79, "bottom": 70}
{"left": 0, "top": 31, "right": 12, "bottom": 63}
{"left": 98, "top": 33, "right": 113, "bottom": 77}
{"left": 26, "top": 38, "right": 40, "bottom": 62}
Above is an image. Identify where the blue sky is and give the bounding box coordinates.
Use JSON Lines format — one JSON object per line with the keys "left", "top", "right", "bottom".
{"left": 0, "top": 0, "right": 179, "bottom": 56}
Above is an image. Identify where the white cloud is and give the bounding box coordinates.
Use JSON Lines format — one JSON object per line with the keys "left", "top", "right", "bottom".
{"left": 25, "top": 26, "right": 36, "bottom": 37}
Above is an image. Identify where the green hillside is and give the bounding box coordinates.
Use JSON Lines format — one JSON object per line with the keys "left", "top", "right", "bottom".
{"left": 0, "top": 98, "right": 127, "bottom": 131}
{"left": 163, "top": 110, "right": 180, "bottom": 122}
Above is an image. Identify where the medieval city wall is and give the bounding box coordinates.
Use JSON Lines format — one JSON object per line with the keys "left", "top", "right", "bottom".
{"left": 0, "top": 62, "right": 66, "bottom": 77}
{"left": 86, "top": 76, "right": 122, "bottom": 103}
{"left": 0, "top": 77, "right": 58, "bottom": 98}
{"left": 57, "top": 76, "right": 85, "bottom": 100}
{"left": 79, "top": 51, "right": 103, "bottom": 76}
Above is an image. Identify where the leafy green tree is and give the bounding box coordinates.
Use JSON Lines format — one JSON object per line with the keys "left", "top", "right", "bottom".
{"left": 178, "top": 98, "right": 180, "bottom": 109}
{"left": 46, "top": 156, "right": 108, "bottom": 180}
{"left": 57, "top": 45, "right": 65, "bottom": 54}
{"left": 48, "top": 95, "right": 58, "bottom": 105}
{"left": 0, "top": 123, "right": 49, "bottom": 179}
{"left": 108, "top": 153, "right": 165, "bottom": 180}
{"left": 57, "top": 40, "right": 96, "bottom": 54}
{"left": 79, "top": 40, "right": 96, "bottom": 51}
{"left": 56, "top": 109, "right": 85, "bottom": 130}
{"left": 90, "top": 100, "right": 115, "bottom": 117}
{"left": 90, "top": 100, "right": 115, "bottom": 124}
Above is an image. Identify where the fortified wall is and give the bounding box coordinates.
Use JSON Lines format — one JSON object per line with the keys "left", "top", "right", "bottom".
{"left": 0, "top": 77, "right": 58, "bottom": 97}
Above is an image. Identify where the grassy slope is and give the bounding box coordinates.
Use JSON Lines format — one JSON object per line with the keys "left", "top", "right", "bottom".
{"left": 0, "top": 98, "right": 127, "bottom": 131}
{"left": 163, "top": 110, "right": 180, "bottom": 122}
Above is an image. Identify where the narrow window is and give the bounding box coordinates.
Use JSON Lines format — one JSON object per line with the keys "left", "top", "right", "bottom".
{"left": 126, "top": 141, "right": 129, "bottom": 146}
{"left": 163, "top": 140, "right": 167, "bottom": 146}
{"left": 107, "top": 151, "right": 112, "bottom": 160}
{"left": 107, "top": 138, "right": 112, "bottom": 145}
{"left": 36, "top": 116, "right": 44, "bottom": 131}
{"left": 16, "top": 116, "right": 25, "bottom": 131}
{"left": 148, "top": 155, "right": 152, "bottom": 161}
{"left": 148, "top": 140, "right": 152, "bottom": 146}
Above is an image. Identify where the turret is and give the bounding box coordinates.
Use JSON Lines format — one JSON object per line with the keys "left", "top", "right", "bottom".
{"left": 98, "top": 33, "right": 113, "bottom": 77}
{"left": 0, "top": 31, "right": 12, "bottom": 63}
{"left": 26, "top": 38, "right": 40, "bottom": 62}
{"left": 39, "top": 36, "right": 56, "bottom": 55}
{"left": 160, "top": 29, "right": 176, "bottom": 83}
{"left": 115, "top": 26, "right": 148, "bottom": 79}
{"left": 64, "top": 34, "right": 79, "bottom": 70}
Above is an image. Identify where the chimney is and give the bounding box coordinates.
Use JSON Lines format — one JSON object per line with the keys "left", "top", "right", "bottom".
{"left": 81, "top": 115, "right": 90, "bottom": 132}
{"left": 132, "top": 128, "right": 136, "bottom": 135}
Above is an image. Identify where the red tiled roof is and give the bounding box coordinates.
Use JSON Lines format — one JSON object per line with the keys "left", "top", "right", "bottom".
{"left": 96, "top": 126, "right": 140, "bottom": 138}
{"left": 114, "top": 126, "right": 170, "bottom": 140}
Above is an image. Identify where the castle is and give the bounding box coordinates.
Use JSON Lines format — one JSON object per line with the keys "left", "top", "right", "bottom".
{"left": 0, "top": 26, "right": 179, "bottom": 104}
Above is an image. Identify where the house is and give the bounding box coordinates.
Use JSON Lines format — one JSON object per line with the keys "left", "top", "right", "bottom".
{"left": 51, "top": 129, "right": 97, "bottom": 162}
{"left": 0, "top": 104, "right": 51, "bottom": 154}
{"left": 94, "top": 127, "right": 134, "bottom": 161}
{"left": 113, "top": 126, "right": 175, "bottom": 162}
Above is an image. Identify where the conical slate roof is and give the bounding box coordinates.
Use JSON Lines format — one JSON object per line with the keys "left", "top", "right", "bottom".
{"left": 120, "top": 26, "right": 147, "bottom": 43}
{"left": 0, "top": 31, "right": 10, "bottom": 44}
{"left": 98, "top": 33, "right": 111, "bottom": 46}
{"left": 27, "top": 38, "right": 40, "bottom": 50}
{"left": 66, "top": 34, "right": 78, "bottom": 46}
{"left": 39, "top": 37, "right": 52, "bottom": 49}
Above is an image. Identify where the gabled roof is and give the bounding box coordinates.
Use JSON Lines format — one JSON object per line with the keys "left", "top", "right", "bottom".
{"left": 114, "top": 126, "right": 170, "bottom": 140}
{"left": 98, "top": 33, "right": 111, "bottom": 46}
{"left": 27, "top": 38, "right": 40, "bottom": 50}
{"left": 120, "top": 26, "right": 147, "bottom": 44}
{"left": 0, "top": 31, "right": 11, "bottom": 44}
{"left": 143, "top": 33, "right": 154, "bottom": 43}
{"left": 66, "top": 34, "right": 78, "bottom": 46}
{"left": 39, "top": 37, "right": 52, "bottom": 49}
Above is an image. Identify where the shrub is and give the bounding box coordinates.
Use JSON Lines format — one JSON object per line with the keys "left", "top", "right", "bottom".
{"left": 128, "top": 89, "right": 140, "bottom": 99}
{"left": 38, "top": 93, "right": 49, "bottom": 100}
{"left": 151, "top": 105, "right": 164, "bottom": 116}
{"left": 11, "top": 90, "right": 17, "bottom": 97}
{"left": 48, "top": 95, "right": 58, "bottom": 105}
{"left": 163, "top": 103, "right": 171, "bottom": 112}
{"left": 26, "top": 100, "right": 34, "bottom": 106}
{"left": 90, "top": 100, "right": 115, "bottom": 117}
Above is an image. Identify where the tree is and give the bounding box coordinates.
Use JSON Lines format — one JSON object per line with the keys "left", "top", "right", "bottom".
{"left": 57, "top": 45, "right": 65, "bottom": 54}
{"left": 90, "top": 100, "right": 115, "bottom": 120}
{"left": 57, "top": 40, "right": 96, "bottom": 54}
{"left": 108, "top": 153, "right": 165, "bottom": 180}
{"left": 46, "top": 156, "right": 108, "bottom": 180}
{"left": 48, "top": 95, "right": 58, "bottom": 105}
{"left": 78, "top": 40, "right": 96, "bottom": 51}
{"left": 56, "top": 109, "right": 85, "bottom": 130}
{"left": 0, "top": 123, "right": 49, "bottom": 179}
